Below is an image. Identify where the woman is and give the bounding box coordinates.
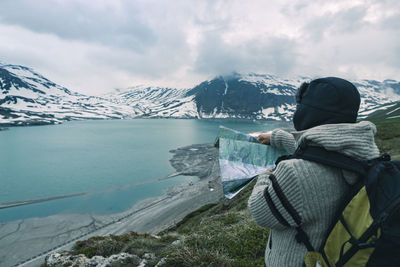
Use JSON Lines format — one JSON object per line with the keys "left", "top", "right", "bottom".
{"left": 248, "top": 77, "right": 380, "bottom": 266}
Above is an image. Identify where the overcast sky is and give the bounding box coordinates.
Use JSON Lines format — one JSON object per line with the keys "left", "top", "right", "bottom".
{"left": 1, "top": 0, "right": 399, "bottom": 95}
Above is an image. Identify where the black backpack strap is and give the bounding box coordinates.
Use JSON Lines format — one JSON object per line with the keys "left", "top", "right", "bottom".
{"left": 269, "top": 175, "right": 301, "bottom": 225}
{"left": 292, "top": 144, "right": 368, "bottom": 176}
{"left": 263, "top": 183, "right": 291, "bottom": 228}
{"left": 264, "top": 174, "right": 315, "bottom": 251}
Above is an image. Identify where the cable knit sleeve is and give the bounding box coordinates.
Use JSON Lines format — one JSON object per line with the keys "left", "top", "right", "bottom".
{"left": 248, "top": 160, "right": 303, "bottom": 230}
{"left": 270, "top": 129, "right": 296, "bottom": 154}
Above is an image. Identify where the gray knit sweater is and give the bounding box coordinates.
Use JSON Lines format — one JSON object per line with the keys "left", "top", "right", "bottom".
{"left": 248, "top": 121, "right": 380, "bottom": 267}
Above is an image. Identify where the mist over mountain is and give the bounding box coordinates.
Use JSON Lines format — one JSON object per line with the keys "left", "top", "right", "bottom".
{"left": 1, "top": 62, "right": 399, "bottom": 126}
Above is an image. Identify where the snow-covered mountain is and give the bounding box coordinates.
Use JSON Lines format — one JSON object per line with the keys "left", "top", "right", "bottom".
{"left": 185, "top": 73, "right": 303, "bottom": 121}
{"left": 106, "top": 86, "right": 197, "bottom": 118}
{"left": 110, "top": 73, "right": 400, "bottom": 121}
{"left": 353, "top": 79, "right": 400, "bottom": 118}
{"left": 1, "top": 62, "right": 400, "bottom": 126}
{"left": 103, "top": 73, "right": 304, "bottom": 121}
{"left": 0, "top": 63, "right": 134, "bottom": 126}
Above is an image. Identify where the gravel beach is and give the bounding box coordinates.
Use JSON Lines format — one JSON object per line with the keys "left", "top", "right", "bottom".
{"left": 0, "top": 143, "right": 223, "bottom": 267}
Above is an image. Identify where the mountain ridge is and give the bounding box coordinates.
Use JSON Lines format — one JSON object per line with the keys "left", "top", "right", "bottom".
{"left": 1, "top": 62, "right": 400, "bottom": 126}
{"left": 0, "top": 63, "right": 134, "bottom": 126}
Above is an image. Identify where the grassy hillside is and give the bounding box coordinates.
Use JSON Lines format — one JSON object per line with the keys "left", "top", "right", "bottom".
{"left": 368, "top": 117, "right": 400, "bottom": 161}
{"left": 365, "top": 101, "right": 400, "bottom": 120}
{"left": 49, "top": 184, "right": 266, "bottom": 267}
{"left": 43, "top": 118, "right": 399, "bottom": 267}
{"left": 158, "top": 184, "right": 267, "bottom": 266}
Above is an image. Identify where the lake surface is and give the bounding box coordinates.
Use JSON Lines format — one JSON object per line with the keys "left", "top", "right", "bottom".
{"left": 0, "top": 119, "right": 290, "bottom": 221}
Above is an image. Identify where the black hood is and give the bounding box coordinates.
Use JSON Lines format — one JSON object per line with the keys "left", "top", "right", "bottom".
{"left": 293, "top": 77, "right": 360, "bottom": 131}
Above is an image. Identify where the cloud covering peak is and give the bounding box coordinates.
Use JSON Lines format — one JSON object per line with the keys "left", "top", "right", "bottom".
{"left": 1, "top": 0, "right": 399, "bottom": 95}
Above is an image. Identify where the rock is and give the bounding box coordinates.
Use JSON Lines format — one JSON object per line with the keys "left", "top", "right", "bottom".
{"left": 45, "top": 252, "right": 140, "bottom": 267}
{"left": 89, "top": 256, "right": 105, "bottom": 266}
{"left": 155, "top": 257, "right": 167, "bottom": 267}
{"left": 143, "top": 253, "right": 155, "bottom": 260}
{"left": 44, "top": 253, "right": 61, "bottom": 265}
{"left": 169, "top": 143, "right": 218, "bottom": 179}
{"left": 101, "top": 253, "right": 140, "bottom": 267}
{"left": 151, "top": 234, "right": 161, "bottom": 239}
{"left": 171, "top": 240, "right": 181, "bottom": 246}
{"left": 138, "top": 258, "right": 148, "bottom": 267}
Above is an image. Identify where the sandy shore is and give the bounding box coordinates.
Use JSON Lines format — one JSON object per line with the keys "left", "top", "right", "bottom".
{"left": 0, "top": 143, "right": 223, "bottom": 267}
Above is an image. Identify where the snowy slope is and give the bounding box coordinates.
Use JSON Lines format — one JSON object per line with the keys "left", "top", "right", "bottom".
{"left": 106, "top": 86, "right": 197, "bottom": 118}
{"left": 355, "top": 80, "right": 400, "bottom": 118}
{"left": 0, "top": 63, "right": 134, "bottom": 126}
{"left": 365, "top": 101, "right": 400, "bottom": 120}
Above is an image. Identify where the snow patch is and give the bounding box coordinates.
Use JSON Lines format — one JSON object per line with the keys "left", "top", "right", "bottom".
{"left": 387, "top": 106, "right": 400, "bottom": 115}
{"left": 387, "top": 115, "right": 400, "bottom": 119}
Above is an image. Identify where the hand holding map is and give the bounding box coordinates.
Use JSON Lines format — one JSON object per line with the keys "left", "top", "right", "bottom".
{"left": 257, "top": 131, "right": 272, "bottom": 145}
{"left": 215, "top": 126, "right": 286, "bottom": 199}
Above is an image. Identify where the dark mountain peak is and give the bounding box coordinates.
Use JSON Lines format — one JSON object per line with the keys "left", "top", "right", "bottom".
{"left": 185, "top": 73, "right": 298, "bottom": 119}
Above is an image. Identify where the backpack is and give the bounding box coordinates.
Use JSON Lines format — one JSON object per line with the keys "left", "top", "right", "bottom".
{"left": 265, "top": 144, "right": 400, "bottom": 267}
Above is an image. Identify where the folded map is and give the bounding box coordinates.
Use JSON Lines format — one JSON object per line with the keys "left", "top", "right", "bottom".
{"left": 215, "top": 126, "right": 286, "bottom": 199}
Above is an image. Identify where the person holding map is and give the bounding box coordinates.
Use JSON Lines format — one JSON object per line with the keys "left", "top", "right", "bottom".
{"left": 248, "top": 77, "right": 380, "bottom": 266}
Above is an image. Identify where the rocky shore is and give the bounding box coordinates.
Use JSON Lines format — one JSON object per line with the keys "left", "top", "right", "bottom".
{"left": 0, "top": 143, "right": 222, "bottom": 267}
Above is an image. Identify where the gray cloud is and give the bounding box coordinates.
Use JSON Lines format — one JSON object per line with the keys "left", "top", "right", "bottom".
{"left": 194, "top": 30, "right": 298, "bottom": 76}
{"left": 303, "top": 6, "right": 368, "bottom": 42}
{"left": 379, "top": 13, "right": 400, "bottom": 31}
{"left": 0, "top": 0, "right": 399, "bottom": 95}
{"left": 0, "top": 0, "right": 156, "bottom": 51}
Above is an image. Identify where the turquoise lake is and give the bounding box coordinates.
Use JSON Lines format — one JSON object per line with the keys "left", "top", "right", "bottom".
{"left": 0, "top": 119, "right": 290, "bottom": 222}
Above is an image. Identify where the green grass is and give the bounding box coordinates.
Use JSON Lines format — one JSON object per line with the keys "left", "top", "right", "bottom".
{"left": 161, "top": 184, "right": 268, "bottom": 267}
{"left": 367, "top": 117, "right": 400, "bottom": 160}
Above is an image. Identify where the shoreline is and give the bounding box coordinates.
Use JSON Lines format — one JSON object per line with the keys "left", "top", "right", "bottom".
{"left": 0, "top": 117, "right": 291, "bottom": 129}
{"left": 0, "top": 143, "right": 222, "bottom": 267}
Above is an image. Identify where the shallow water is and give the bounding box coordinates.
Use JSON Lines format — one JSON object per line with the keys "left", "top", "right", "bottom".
{"left": 0, "top": 119, "right": 290, "bottom": 221}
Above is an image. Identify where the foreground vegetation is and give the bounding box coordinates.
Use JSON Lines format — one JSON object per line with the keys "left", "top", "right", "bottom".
{"left": 370, "top": 117, "right": 400, "bottom": 161}
{"left": 43, "top": 117, "right": 399, "bottom": 267}
{"left": 41, "top": 183, "right": 266, "bottom": 267}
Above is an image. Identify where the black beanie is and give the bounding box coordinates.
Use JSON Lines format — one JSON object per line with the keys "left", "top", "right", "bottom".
{"left": 293, "top": 77, "right": 360, "bottom": 131}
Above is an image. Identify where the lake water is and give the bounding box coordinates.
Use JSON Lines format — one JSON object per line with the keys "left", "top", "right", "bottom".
{"left": 0, "top": 119, "right": 290, "bottom": 222}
